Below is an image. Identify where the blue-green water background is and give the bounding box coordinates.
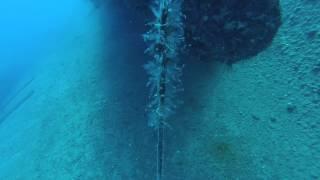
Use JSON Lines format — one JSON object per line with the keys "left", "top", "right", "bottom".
{"left": 0, "top": 0, "right": 319, "bottom": 179}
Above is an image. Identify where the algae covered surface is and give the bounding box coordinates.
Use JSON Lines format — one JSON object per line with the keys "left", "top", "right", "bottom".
{"left": 0, "top": 0, "right": 319, "bottom": 179}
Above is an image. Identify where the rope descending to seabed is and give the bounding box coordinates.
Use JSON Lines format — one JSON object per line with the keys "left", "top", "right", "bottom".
{"left": 143, "top": 0, "right": 184, "bottom": 179}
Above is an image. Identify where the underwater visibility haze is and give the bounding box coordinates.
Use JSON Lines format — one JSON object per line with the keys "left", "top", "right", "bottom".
{"left": 0, "top": 0, "right": 319, "bottom": 179}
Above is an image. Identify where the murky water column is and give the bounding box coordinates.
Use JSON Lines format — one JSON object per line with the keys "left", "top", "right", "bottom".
{"left": 0, "top": 0, "right": 138, "bottom": 179}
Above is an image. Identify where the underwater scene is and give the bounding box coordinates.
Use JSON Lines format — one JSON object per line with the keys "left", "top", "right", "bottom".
{"left": 0, "top": 0, "right": 319, "bottom": 179}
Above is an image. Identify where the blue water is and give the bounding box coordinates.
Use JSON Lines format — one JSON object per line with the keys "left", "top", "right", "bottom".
{"left": 0, "top": 0, "right": 319, "bottom": 179}
{"left": 0, "top": 0, "right": 88, "bottom": 104}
